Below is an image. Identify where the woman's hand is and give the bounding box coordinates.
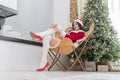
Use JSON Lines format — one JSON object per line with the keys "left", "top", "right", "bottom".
{"left": 50, "top": 24, "right": 62, "bottom": 33}
{"left": 50, "top": 24, "right": 57, "bottom": 29}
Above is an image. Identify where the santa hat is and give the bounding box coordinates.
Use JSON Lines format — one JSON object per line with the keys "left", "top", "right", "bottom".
{"left": 74, "top": 18, "right": 83, "bottom": 26}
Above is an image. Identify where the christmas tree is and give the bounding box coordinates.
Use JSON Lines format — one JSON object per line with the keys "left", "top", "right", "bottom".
{"left": 81, "top": 0, "right": 120, "bottom": 63}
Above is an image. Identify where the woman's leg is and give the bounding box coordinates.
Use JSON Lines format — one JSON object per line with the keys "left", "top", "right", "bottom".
{"left": 37, "top": 35, "right": 61, "bottom": 71}
{"left": 36, "top": 28, "right": 55, "bottom": 37}
{"left": 30, "top": 28, "right": 55, "bottom": 41}
{"left": 30, "top": 24, "right": 62, "bottom": 41}
{"left": 37, "top": 24, "right": 63, "bottom": 36}
{"left": 37, "top": 35, "right": 51, "bottom": 71}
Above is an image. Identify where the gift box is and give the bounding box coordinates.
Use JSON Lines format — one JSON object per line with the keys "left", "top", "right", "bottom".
{"left": 108, "top": 61, "right": 120, "bottom": 72}
{"left": 85, "top": 61, "right": 96, "bottom": 71}
{"left": 97, "top": 65, "right": 108, "bottom": 72}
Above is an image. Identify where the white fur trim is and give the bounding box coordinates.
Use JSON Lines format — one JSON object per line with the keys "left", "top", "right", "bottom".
{"left": 74, "top": 19, "right": 83, "bottom": 26}
{"left": 70, "top": 30, "right": 85, "bottom": 33}
{"left": 60, "top": 31, "right": 66, "bottom": 38}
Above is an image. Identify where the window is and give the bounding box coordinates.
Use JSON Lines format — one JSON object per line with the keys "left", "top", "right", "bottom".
{"left": 108, "top": 0, "right": 120, "bottom": 39}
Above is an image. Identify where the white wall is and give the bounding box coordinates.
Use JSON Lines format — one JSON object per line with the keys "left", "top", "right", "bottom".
{"left": 53, "top": 0, "right": 70, "bottom": 70}
{"left": 5, "top": 0, "right": 71, "bottom": 36}
{"left": 5, "top": 0, "right": 53, "bottom": 38}
{"left": 0, "top": 40, "right": 43, "bottom": 70}
{"left": 108, "top": 0, "right": 120, "bottom": 39}
{"left": 1, "top": 0, "right": 70, "bottom": 71}
{"left": 53, "top": 0, "right": 70, "bottom": 29}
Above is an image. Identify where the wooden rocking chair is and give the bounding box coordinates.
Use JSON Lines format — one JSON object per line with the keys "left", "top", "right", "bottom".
{"left": 48, "top": 23, "right": 94, "bottom": 71}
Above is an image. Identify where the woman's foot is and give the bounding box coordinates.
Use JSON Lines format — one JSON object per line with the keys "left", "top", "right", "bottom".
{"left": 30, "top": 32, "right": 43, "bottom": 41}
{"left": 36, "top": 62, "right": 49, "bottom": 72}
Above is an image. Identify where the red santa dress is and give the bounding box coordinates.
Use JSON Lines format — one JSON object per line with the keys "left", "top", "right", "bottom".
{"left": 65, "top": 30, "right": 85, "bottom": 43}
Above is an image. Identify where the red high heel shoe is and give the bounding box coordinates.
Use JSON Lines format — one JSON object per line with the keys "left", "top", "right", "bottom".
{"left": 30, "top": 32, "right": 43, "bottom": 41}
{"left": 37, "top": 62, "right": 49, "bottom": 72}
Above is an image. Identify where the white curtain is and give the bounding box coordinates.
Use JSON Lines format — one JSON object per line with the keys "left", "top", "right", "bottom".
{"left": 108, "top": 0, "right": 120, "bottom": 39}
{"left": 77, "top": 0, "right": 87, "bottom": 18}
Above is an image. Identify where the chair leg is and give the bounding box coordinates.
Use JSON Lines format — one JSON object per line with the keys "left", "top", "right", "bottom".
{"left": 48, "top": 51, "right": 62, "bottom": 70}
{"left": 75, "top": 40, "right": 89, "bottom": 71}
{"left": 79, "top": 58, "right": 86, "bottom": 70}
{"left": 50, "top": 50, "right": 67, "bottom": 70}
{"left": 67, "top": 60, "right": 78, "bottom": 71}
{"left": 48, "top": 52, "right": 59, "bottom": 71}
{"left": 74, "top": 49, "right": 85, "bottom": 71}
{"left": 78, "top": 60, "right": 86, "bottom": 71}
{"left": 48, "top": 51, "right": 67, "bottom": 70}
{"left": 68, "top": 56, "right": 85, "bottom": 71}
{"left": 48, "top": 50, "right": 67, "bottom": 71}
{"left": 67, "top": 49, "right": 78, "bottom": 71}
{"left": 68, "top": 47, "right": 86, "bottom": 71}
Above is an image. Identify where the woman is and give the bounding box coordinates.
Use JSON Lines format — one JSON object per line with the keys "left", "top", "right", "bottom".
{"left": 30, "top": 18, "right": 85, "bottom": 71}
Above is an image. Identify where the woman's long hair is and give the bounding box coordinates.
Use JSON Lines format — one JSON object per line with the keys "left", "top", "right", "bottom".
{"left": 72, "top": 22, "right": 85, "bottom": 31}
